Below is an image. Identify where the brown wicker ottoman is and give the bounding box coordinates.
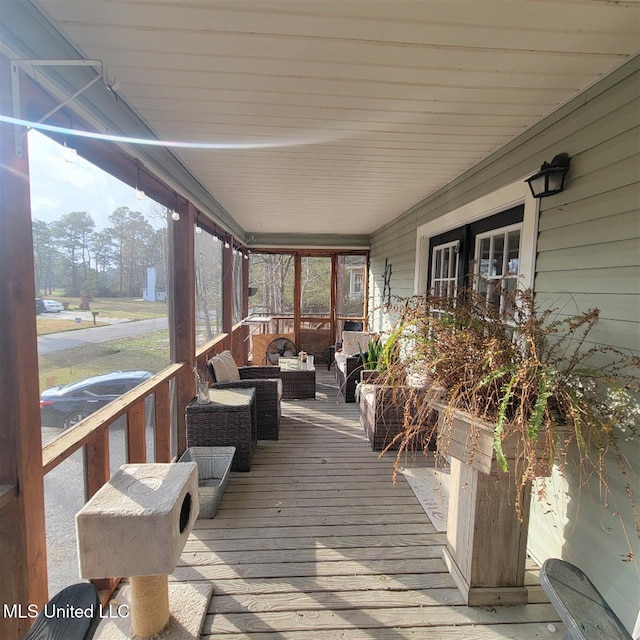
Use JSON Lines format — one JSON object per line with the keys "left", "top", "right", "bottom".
{"left": 280, "top": 368, "right": 316, "bottom": 399}
{"left": 186, "top": 388, "right": 257, "bottom": 471}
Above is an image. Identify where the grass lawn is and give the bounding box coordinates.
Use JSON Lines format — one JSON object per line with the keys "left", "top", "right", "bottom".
{"left": 37, "top": 318, "right": 109, "bottom": 335}
{"left": 52, "top": 296, "right": 168, "bottom": 320}
{"left": 39, "top": 330, "right": 171, "bottom": 391}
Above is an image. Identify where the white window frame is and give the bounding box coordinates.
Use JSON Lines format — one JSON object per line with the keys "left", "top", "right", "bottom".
{"left": 474, "top": 222, "right": 522, "bottom": 314}
{"left": 414, "top": 180, "right": 539, "bottom": 296}
{"left": 351, "top": 270, "right": 363, "bottom": 297}
{"left": 430, "top": 240, "right": 460, "bottom": 300}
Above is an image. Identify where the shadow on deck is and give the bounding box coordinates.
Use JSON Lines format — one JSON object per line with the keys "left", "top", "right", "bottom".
{"left": 177, "top": 370, "right": 562, "bottom": 639}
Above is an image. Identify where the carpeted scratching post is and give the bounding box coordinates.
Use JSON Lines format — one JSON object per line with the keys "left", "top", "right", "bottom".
{"left": 129, "top": 575, "right": 170, "bottom": 637}
{"left": 76, "top": 463, "right": 201, "bottom": 639}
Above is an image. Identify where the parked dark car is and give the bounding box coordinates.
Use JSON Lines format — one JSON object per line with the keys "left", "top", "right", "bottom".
{"left": 40, "top": 370, "right": 153, "bottom": 429}
{"left": 35, "top": 298, "right": 45, "bottom": 314}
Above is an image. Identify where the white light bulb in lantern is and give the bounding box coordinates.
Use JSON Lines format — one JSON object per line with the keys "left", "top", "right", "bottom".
{"left": 171, "top": 210, "right": 180, "bottom": 221}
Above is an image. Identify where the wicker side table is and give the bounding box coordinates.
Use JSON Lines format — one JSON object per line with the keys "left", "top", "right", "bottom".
{"left": 186, "top": 388, "right": 257, "bottom": 471}
{"left": 281, "top": 369, "right": 316, "bottom": 399}
{"left": 278, "top": 359, "right": 316, "bottom": 400}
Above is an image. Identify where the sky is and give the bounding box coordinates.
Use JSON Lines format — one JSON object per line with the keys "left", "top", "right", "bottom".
{"left": 27, "top": 130, "right": 164, "bottom": 230}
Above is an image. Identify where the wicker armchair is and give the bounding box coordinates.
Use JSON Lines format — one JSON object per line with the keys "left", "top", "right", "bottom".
{"left": 334, "top": 353, "right": 364, "bottom": 403}
{"left": 333, "top": 330, "right": 373, "bottom": 402}
{"left": 207, "top": 363, "right": 282, "bottom": 440}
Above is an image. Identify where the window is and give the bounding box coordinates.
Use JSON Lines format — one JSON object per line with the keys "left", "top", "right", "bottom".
{"left": 301, "top": 256, "right": 331, "bottom": 317}
{"left": 249, "top": 253, "right": 294, "bottom": 315}
{"left": 425, "top": 204, "right": 524, "bottom": 315}
{"left": 475, "top": 225, "right": 521, "bottom": 314}
{"left": 430, "top": 241, "right": 460, "bottom": 300}
{"left": 351, "top": 270, "right": 364, "bottom": 297}
{"left": 194, "top": 229, "right": 223, "bottom": 345}
{"left": 338, "top": 254, "right": 367, "bottom": 321}
{"left": 95, "top": 382, "right": 127, "bottom": 395}
{"left": 416, "top": 180, "right": 538, "bottom": 303}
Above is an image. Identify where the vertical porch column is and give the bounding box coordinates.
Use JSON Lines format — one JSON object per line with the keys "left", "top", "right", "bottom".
{"left": 363, "top": 253, "right": 370, "bottom": 329}
{"left": 0, "top": 56, "right": 48, "bottom": 639}
{"left": 168, "top": 199, "right": 195, "bottom": 455}
{"left": 222, "top": 235, "right": 234, "bottom": 352}
{"left": 241, "top": 250, "right": 250, "bottom": 364}
{"left": 330, "top": 254, "right": 338, "bottom": 344}
{"left": 293, "top": 253, "right": 301, "bottom": 349}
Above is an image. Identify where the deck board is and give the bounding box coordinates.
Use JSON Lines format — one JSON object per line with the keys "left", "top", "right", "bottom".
{"left": 186, "top": 370, "right": 562, "bottom": 638}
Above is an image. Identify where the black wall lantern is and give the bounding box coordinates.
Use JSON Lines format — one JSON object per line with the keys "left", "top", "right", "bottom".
{"left": 525, "top": 152, "right": 571, "bottom": 198}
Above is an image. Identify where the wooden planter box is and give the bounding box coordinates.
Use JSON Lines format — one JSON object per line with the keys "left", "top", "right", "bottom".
{"left": 359, "top": 369, "right": 382, "bottom": 384}
{"left": 359, "top": 383, "right": 444, "bottom": 451}
{"left": 436, "top": 406, "right": 541, "bottom": 607}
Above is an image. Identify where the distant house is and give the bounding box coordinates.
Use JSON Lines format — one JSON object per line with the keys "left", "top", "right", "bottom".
{"left": 347, "top": 265, "right": 365, "bottom": 301}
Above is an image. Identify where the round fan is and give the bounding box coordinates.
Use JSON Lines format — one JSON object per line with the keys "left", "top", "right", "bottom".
{"left": 265, "top": 338, "right": 297, "bottom": 365}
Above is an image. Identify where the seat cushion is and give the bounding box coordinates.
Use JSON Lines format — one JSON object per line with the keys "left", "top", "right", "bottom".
{"left": 334, "top": 352, "right": 348, "bottom": 376}
{"left": 342, "top": 331, "right": 373, "bottom": 356}
{"left": 209, "top": 350, "right": 241, "bottom": 382}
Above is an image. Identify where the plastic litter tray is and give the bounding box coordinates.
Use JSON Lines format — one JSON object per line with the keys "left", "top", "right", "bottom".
{"left": 178, "top": 446, "right": 235, "bottom": 518}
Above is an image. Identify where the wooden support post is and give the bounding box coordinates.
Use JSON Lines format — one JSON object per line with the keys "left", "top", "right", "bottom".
{"left": 154, "top": 381, "right": 172, "bottom": 462}
{"left": 168, "top": 200, "right": 195, "bottom": 456}
{"left": 330, "top": 254, "right": 338, "bottom": 345}
{"left": 293, "top": 253, "right": 301, "bottom": 350}
{"left": 222, "top": 236, "right": 234, "bottom": 338}
{"left": 363, "top": 253, "right": 370, "bottom": 329}
{"left": 84, "top": 430, "right": 110, "bottom": 501}
{"left": 84, "top": 429, "right": 119, "bottom": 597}
{"left": 126, "top": 401, "right": 147, "bottom": 463}
{"left": 241, "top": 250, "right": 250, "bottom": 364}
{"left": 0, "top": 55, "right": 49, "bottom": 639}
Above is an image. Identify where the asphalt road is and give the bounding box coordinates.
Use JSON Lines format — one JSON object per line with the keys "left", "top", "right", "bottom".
{"left": 38, "top": 317, "right": 168, "bottom": 355}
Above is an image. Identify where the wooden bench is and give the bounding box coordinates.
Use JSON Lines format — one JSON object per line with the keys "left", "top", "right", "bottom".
{"left": 540, "top": 558, "right": 632, "bottom": 640}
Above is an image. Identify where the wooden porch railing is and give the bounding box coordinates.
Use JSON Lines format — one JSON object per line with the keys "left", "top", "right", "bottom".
{"left": 39, "top": 324, "right": 248, "bottom": 601}
{"left": 41, "top": 361, "right": 185, "bottom": 597}
{"left": 42, "top": 362, "right": 184, "bottom": 478}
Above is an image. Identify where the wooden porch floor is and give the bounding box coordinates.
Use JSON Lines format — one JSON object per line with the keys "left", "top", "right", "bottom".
{"left": 176, "top": 370, "right": 563, "bottom": 639}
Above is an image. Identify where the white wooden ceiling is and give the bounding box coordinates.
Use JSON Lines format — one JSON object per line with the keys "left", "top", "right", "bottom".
{"left": 32, "top": 0, "right": 640, "bottom": 237}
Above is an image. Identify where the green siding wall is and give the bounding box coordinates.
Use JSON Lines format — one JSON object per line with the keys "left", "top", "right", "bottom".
{"left": 369, "top": 55, "right": 640, "bottom": 632}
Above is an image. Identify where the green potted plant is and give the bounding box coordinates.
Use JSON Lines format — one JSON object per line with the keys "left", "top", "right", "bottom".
{"left": 357, "top": 323, "right": 444, "bottom": 452}
{"left": 358, "top": 335, "right": 385, "bottom": 383}
{"left": 377, "top": 285, "right": 639, "bottom": 605}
